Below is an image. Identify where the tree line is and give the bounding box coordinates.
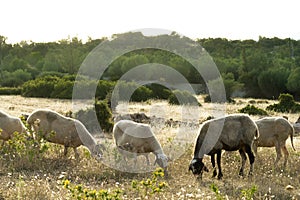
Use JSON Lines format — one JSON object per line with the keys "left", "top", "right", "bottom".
{"left": 0, "top": 33, "right": 299, "bottom": 100}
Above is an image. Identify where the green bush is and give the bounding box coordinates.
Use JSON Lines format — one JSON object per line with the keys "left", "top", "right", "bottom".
{"left": 75, "top": 100, "right": 113, "bottom": 133}
{"left": 0, "top": 87, "right": 21, "bottom": 95}
{"left": 266, "top": 93, "right": 300, "bottom": 113}
{"left": 113, "top": 81, "right": 153, "bottom": 102}
{"left": 51, "top": 80, "right": 74, "bottom": 99}
{"left": 132, "top": 86, "right": 153, "bottom": 102}
{"left": 168, "top": 90, "right": 200, "bottom": 106}
{"left": 96, "top": 80, "right": 116, "bottom": 100}
{"left": 21, "top": 76, "right": 59, "bottom": 98}
{"left": 239, "top": 104, "right": 268, "bottom": 115}
{"left": 146, "top": 84, "right": 172, "bottom": 100}
{"left": 0, "top": 120, "right": 49, "bottom": 169}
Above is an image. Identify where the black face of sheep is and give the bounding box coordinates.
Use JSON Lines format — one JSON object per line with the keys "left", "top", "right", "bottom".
{"left": 189, "top": 158, "right": 209, "bottom": 177}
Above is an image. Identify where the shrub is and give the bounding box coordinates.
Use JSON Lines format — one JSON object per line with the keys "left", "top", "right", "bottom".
{"left": 75, "top": 100, "right": 113, "bottom": 133}
{"left": 168, "top": 90, "right": 200, "bottom": 106}
{"left": 239, "top": 104, "right": 268, "bottom": 116}
{"left": 51, "top": 80, "right": 74, "bottom": 99}
{"left": 62, "top": 168, "right": 167, "bottom": 199}
{"left": 21, "top": 76, "right": 59, "bottom": 98}
{"left": 96, "top": 80, "right": 116, "bottom": 100}
{"left": 0, "top": 121, "right": 49, "bottom": 169}
{"left": 0, "top": 87, "right": 21, "bottom": 95}
{"left": 146, "top": 84, "right": 172, "bottom": 100}
{"left": 62, "top": 179, "right": 122, "bottom": 200}
{"left": 131, "top": 86, "right": 153, "bottom": 102}
{"left": 112, "top": 81, "right": 153, "bottom": 102}
{"left": 266, "top": 93, "right": 300, "bottom": 113}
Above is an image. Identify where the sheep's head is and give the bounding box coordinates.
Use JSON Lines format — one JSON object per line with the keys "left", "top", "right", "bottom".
{"left": 154, "top": 153, "right": 168, "bottom": 175}
{"left": 92, "top": 143, "right": 106, "bottom": 160}
{"left": 118, "top": 143, "right": 135, "bottom": 152}
{"left": 189, "top": 158, "right": 208, "bottom": 177}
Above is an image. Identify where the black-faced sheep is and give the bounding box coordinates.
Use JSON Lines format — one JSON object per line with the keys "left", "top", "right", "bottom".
{"left": 189, "top": 114, "right": 259, "bottom": 179}
{"left": 113, "top": 120, "right": 168, "bottom": 174}
{"left": 0, "top": 110, "right": 27, "bottom": 145}
{"left": 26, "top": 109, "right": 105, "bottom": 159}
{"left": 254, "top": 117, "right": 296, "bottom": 167}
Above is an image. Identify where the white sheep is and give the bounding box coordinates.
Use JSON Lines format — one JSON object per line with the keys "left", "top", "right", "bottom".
{"left": 0, "top": 110, "right": 27, "bottom": 145}
{"left": 113, "top": 120, "right": 168, "bottom": 174}
{"left": 26, "top": 109, "right": 105, "bottom": 159}
{"left": 254, "top": 117, "right": 296, "bottom": 167}
{"left": 189, "top": 114, "right": 259, "bottom": 179}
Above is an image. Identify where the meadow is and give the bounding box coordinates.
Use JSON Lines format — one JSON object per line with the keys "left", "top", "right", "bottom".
{"left": 0, "top": 95, "right": 300, "bottom": 199}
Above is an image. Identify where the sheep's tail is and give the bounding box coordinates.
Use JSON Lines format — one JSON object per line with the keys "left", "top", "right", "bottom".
{"left": 290, "top": 125, "right": 296, "bottom": 151}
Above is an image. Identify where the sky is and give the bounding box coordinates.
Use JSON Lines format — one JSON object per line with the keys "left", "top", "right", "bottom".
{"left": 1, "top": 0, "right": 300, "bottom": 44}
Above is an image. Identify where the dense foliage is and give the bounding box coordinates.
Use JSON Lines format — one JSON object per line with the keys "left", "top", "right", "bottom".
{"left": 1, "top": 34, "right": 300, "bottom": 100}
{"left": 266, "top": 93, "right": 300, "bottom": 113}
{"left": 168, "top": 90, "right": 201, "bottom": 106}
{"left": 75, "top": 100, "right": 114, "bottom": 133}
{"left": 238, "top": 104, "right": 268, "bottom": 116}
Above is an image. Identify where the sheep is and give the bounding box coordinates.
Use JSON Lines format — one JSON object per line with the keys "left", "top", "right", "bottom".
{"left": 113, "top": 119, "right": 168, "bottom": 174}
{"left": 26, "top": 109, "right": 105, "bottom": 159}
{"left": 0, "top": 110, "right": 27, "bottom": 145}
{"left": 254, "top": 117, "right": 296, "bottom": 167}
{"left": 189, "top": 114, "right": 259, "bottom": 179}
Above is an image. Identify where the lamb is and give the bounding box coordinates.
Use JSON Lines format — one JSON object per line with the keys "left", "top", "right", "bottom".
{"left": 113, "top": 120, "right": 168, "bottom": 174}
{"left": 189, "top": 114, "right": 259, "bottom": 179}
{"left": 254, "top": 117, "right": 296, "bottom": 167}
{"left": 26, "top": 109, "right": 105, "bottom": 159}
{"left": 0, "top": 110, "right": 27, "bottom": 144}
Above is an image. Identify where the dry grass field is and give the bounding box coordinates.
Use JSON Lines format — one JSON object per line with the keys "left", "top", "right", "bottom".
{"left": 0, "top": 95, "right": 300, "bottom": 199}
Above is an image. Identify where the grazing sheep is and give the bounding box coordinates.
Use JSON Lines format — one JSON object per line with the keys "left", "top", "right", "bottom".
{"left": 189, "top": 114, "right": 259, "bottom": 179}
{"left": 113, "top": 120, "right": 168, "bottom": 174}
{"left": 254, "top": 117, "right": 296, "bottom": 167}
{"left": 0, "top": 110, "right": 27, "bottom": 144}
{"left": 26, "top": 109, "right": 105, "bottom": 159}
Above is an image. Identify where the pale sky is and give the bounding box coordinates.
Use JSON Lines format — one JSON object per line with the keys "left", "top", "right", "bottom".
{"left": 1, "top": 0, "right": 299, "bottom": 44}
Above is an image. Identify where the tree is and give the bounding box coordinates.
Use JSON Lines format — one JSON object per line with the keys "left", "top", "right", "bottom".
{"left": 258, "top": 67, "right": 289, "bottom": 99}
{"left": 121, "top": 54, "right": 149, "bottom": 74}
{"left": 287, "top": 67, "right": 300, "bottom": 97}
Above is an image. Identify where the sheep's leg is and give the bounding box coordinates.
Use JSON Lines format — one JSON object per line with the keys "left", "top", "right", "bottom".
{"left": 239, "top": 149, "right": 247, "bottom": 177}
{"left": 73, "top": 147, "right": 79, "bottom": 160}
{"left": 63, "top": 146, "right": 68, "bottom": 157}
{"left": 133, "top": 153, "right": 138, "bottom": 168}
{"left": 245, "top": 145, "right": 255, "bottom": 176}
{"left": 216, "top": 151, "right": 223, "bottom": 179}
{"left": 281, "top": 145, "right": 289, "bottom": 168}
{"left": 210, "top": 154, "right": 217, "bottom": 178}
{"left": 274, "top": 141, "right": 282, "bottom": 166}
{"left": 145, "top": 154, "right": 150, "bottom": 166}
